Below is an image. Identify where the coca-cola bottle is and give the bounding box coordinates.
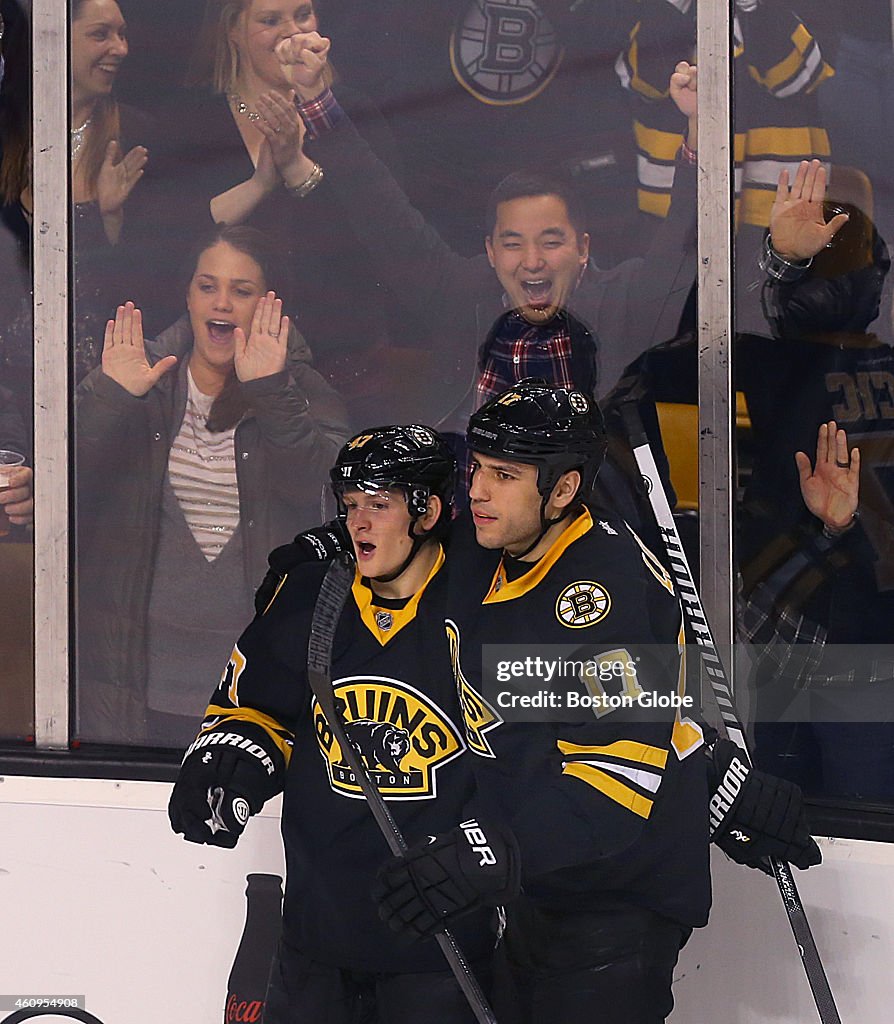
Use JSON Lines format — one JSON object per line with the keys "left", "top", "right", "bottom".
{"left": 224, "top": 873, "right": 283, "bottom": 1024}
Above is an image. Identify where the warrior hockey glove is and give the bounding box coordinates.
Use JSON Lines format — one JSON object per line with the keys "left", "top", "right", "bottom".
{"left": 708, "top": 739, "right": 821, "bottom": 873}
{"left": 168, "top": 734, "right": 278, "bottom": 849}
{"left": 373, "top": 818, "right": 521, "bottom": 939}
{"left": 254, "top": 519, "right": 351, "bottom": 614}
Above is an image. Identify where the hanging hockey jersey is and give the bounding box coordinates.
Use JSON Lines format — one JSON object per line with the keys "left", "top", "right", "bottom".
{"left": 617, "top": 0, "right": 832, "bottom": 226}
{"left": 444, "top": 507, "right": 711, "bottom": 927}
{"left": 195, "top": 549, "right": 494, "bottom": 972}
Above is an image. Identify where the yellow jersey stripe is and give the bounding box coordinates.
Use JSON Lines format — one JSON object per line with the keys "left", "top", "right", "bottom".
{"left": 634, "top": 121, "right": 683, "bottom": 162}
{"left": 752, "top": 25, "right": 812, "bottom": 93}
{"left": 561, "top": 761, "right": 654, "bottom": 818}
{"left": 557, "top": 737, "right": 669, "bottom": 770}
{"left": 261, "top": 572, "right": 289, "bottom": 616}
{"left": 203, "top": 705, "right": 294, "bottom": 765}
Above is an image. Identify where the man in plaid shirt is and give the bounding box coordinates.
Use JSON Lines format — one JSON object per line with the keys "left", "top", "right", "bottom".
{"left": 280, "top": 34, "right": 700, "bottom": 429}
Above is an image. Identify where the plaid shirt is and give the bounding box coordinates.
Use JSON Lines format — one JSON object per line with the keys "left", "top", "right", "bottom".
{"left": 298, "top": 88, "right": 595, "bottom": 408}
{"left": 737, "top": 530, "right": 894, "bottom": 686}
{"left": 475, "top": 311, "right": 576, "bottom": 410}
{"left": 297, "top": 86, "right": 345, "bottom": 139}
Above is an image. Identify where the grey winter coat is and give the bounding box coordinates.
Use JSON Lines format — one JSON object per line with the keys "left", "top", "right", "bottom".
{"left": 75, "top": 315, "right": 349, "bottom": 743}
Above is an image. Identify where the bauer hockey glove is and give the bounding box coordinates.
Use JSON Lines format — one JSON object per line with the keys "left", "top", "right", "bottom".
{"left": 373, "top": 818, "right": 521, "bottom": 939}
{"left": 254, "top": 519, "right": 351, "bottom": 614}
{"left": 708, "top": 739, "right": 822, "bottom": 872}
{"left": 168, "top": 730, "right": 279, "bottom": 849}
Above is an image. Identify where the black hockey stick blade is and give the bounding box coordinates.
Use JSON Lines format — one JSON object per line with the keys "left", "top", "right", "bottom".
{"left": 308, "top": 555, "right": 499, "bottom": 1024}
{"left": 621, "top": 405, "right": 841, "bottom": 1024}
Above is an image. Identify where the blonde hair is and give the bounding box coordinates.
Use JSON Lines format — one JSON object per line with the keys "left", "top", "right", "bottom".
{"left": 187, "top": 0, "right": 333, "bottom": 94}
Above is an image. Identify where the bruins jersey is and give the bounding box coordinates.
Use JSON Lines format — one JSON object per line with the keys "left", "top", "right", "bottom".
{"left": 196, "top": 549, "right": 493, "bottom": 972}
{"left": 445, "top": 507, "right": 711, "bottom": 927}
{"left": 618, "top": 0, "right": 832, "bottom": 227}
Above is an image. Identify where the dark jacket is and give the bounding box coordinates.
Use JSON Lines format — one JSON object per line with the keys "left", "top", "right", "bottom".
{"left": 75, "top": 316, "right": 349, "bottom": 742}
{"left": 0, "top": 383, "right": 28, "bottom": 458}
{"left": 305, "top": 104, "right": 698, "bottom": 426}
{"left": 132, "top": 89, "right": 402, "bottom": 427}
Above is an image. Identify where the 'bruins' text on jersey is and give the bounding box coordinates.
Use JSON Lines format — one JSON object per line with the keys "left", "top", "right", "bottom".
{"left": 445, "top": 507, "right": 711, "bottom": 928}
{"left": 193, "top": 550, "right": 493, "bottom": 973}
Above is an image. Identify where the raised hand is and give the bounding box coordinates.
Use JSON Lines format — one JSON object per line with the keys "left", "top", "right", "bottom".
{"left": 670, "top": 61, "right": 698, "bottom": 123}
{"left": 275, "top": 30, "right": 331, "bottom": 97}
{"left": 770, "top": 160, "right": 849, "bottom": 261}
{"left": 254, "top": 91, "right": 314, "bottom": 186}
{"left": 97, "top": 140, "right": 148, "bottom": 217}
{"left": 795, "top": 420, "right": 860, "bottom": 532}
{"left": 253, "top": 137, "right": 279, "bottom": 194}
{"left": 102, "top": 301, "right": 177, "bottom": 397}
{"left": 234, "top": 292, "right": 288, "bottom": 383}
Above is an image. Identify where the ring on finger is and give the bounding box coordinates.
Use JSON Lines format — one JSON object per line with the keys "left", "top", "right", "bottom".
{"left": 835, "top": 460, "right": 850, "bottom": 469}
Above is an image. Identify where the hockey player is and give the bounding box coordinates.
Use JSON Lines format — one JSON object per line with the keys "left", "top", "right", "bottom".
{"left": 168, "top": 426, "right": 508, "bottom": 1024}
{"left": 373, "top": 379, "right": 819, "bottom": 1023}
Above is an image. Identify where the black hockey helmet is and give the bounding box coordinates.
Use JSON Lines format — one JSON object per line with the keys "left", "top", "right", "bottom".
{"left": 467, "top": 378, "right": 607, "bottom": 503}
{"left": 330, "top": 424, "right": 456, "bottom": 532}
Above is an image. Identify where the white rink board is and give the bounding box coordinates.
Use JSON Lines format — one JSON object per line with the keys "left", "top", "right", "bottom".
{"left": 673, "top": 835, "right": 894, "bottom": 1023}
{"left": 0, "top": 776, "right": 891, "bottom": 1023}
{"left": 0, "top": 776, "right": 285, "bottom": 1024}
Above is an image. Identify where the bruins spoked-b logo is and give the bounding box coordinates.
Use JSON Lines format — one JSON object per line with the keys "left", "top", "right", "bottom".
{"left": 556, "top": 581, "right": 611, "bottom": 628}
{"left": 568, "top": 391, "right": 589, "bottom": 414}
{"left": 313, "top": 676, "right": 465, "bottom": 800}
{"left": 450, "top": 0, "right": 563, "bottom": 106}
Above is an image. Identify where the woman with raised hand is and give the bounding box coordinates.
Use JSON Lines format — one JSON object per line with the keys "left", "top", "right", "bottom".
{"left": 0, "top": 0, "right": 152, "bottom": 383}
{"left": 142, "top": 0, "right": 401, "bottom": 424}
{"left": 75, "top": 224, "right": 349, "bottom": 748}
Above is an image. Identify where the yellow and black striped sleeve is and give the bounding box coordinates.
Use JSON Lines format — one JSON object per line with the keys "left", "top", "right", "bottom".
{"left": 182, "top": 567, "right": 324, "bottom": 781}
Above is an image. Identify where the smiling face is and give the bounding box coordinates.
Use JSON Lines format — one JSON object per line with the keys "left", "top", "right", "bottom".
{"left": 485, "top": 194, "right": 590, "bottom": 325}
{"left": 186, "top": 241, "right": 266, "bottom": 381}
{"left": 230, "top": 0, "right": 319, "bottom": 92}
{"left": 71, "top": 0, "right": 129, "bottom": 108}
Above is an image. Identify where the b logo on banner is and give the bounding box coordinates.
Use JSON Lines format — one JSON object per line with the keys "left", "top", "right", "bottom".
{"left": 450, "top": 0, "right": 564, "bottom": 105}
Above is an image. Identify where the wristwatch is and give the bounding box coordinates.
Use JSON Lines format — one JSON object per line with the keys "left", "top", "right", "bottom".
{"left": 760, "top": 233, "right": 813, "bottom": 283}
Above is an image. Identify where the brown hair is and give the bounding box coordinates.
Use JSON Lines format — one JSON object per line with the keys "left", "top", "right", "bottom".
{"left": 72, "top": 0, "right": 124, "bottom": 201}
{"left": 185, "top": 224, "right": 285, "bottom": 432}
{"left": 186, "top": 0, "right": 334, "bottom": 93}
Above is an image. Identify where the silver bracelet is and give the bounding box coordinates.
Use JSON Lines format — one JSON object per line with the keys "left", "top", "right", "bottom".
{"left": 285, "top": 162, "right": 324, "bottom": 199}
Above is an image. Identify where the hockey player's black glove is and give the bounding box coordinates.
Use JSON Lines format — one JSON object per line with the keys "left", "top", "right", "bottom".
{"left": 708, "top": 739, "right": 821, "bottom": 873}
{"left": 372, "top": 818, "right": 521, "bottom": 939}
{"left": 254, "top": 519, "right": 351, "bottom": 614}
{"left": 168, "top": 738, "right": 276, "bottom": 849}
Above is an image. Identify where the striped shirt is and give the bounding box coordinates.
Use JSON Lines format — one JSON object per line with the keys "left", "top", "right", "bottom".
{"left": 168, "top": 369, "right": 240, "bottom": 560}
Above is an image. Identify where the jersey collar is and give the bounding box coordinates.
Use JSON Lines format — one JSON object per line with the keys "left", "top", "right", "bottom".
{"left": 353, "top": 544, "right": 445, "bottom": 645}
{"left": 483, "top": 507, "right": 593, "bottom": 604}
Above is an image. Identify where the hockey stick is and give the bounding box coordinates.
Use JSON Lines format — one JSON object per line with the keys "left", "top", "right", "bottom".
{"left": 621, "top": 406, "right": 841, "bottom": 1024}
{"left": 307, "top": 555, "right": 499, "bottom": 1024}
